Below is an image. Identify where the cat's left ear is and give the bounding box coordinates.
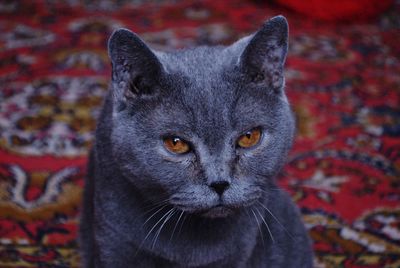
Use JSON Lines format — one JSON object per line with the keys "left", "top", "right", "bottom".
{"left": 238, "top": 16, "right": 288, "bottom": 91}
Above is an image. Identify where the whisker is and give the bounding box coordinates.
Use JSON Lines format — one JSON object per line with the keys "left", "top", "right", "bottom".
{"left": 152, "top": 208, "right": 175, "bottom": 249}
{"left": 257, "top": 201, "right": 294, "bottom": 240}
{"left": 139, "top": 198, "right": 171, "bottom": 217}
{"left": 255, "top": 207, "right": 275, "bottom": 243}
{"left": 142, "top": 205, "right": 168, "bottom": 227}
{"left": 134, "top": 207, "right": 173, "bottom": 257}
{"left": 140, "top": 207, "right": 174, "bottom": 250}
{"left": 169, "top": 210, "right": 184, "bottom": 243}
{"left": 251, "top": 208, "right": 265, "bottom": 246}
{"left": 178, "top": 213, "right": 189, "bottom": 237}
{"left": 138, "top": 203, "right": 169, "bottom": 221}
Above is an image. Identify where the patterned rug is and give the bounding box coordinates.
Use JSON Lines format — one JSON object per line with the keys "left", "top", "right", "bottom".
{"left": 0, "top": 1, "right": 399, "bottom": 267}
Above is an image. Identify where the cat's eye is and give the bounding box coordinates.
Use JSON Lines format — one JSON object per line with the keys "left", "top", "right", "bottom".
{"left": 164, "top": 137, "right": 190, "bottom": 154}
{"left": 237, "top": 128, "right": 262, "bottom": 148}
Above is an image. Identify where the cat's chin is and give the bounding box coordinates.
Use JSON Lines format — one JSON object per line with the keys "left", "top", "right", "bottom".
{"left": 200, "top": 205, "right": 235, "bottom": 219}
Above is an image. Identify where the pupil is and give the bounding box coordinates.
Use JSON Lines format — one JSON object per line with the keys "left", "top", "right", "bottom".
{"left": 246, "top": 132, "right": 252, "bottom": 139}
{"left": 172, "top": 137, "right": 179, "bottom": 146}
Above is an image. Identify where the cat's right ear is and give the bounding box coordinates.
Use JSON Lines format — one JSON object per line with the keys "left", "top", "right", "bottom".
{"left": 108, "top": 28, "right": 163, "bottom": 99}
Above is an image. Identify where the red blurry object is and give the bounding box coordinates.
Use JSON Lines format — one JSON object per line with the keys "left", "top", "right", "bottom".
{"left": 275, "top": 0, "right": 394, "bottom": 21}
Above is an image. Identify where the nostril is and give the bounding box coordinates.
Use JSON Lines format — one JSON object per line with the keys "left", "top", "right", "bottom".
{"left": 210, "top": 181, "right": 230, "bottom": 196}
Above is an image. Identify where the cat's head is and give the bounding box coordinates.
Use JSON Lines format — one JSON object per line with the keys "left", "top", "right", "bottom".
{"left": 107, "top": 16, "right": 294, "bottom": 218}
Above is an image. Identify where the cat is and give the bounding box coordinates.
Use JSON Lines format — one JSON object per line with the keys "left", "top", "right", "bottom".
{"left": 79, "top": 15, "right": 313, "bottom": 268}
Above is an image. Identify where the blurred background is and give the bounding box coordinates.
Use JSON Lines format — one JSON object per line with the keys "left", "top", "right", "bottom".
{"left": 0, "top": 0, "right": 399, "bottom": 267}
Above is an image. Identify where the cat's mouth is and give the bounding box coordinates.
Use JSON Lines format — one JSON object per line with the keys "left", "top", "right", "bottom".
{"left": 201, "top": 205, "right": 235, "bottom": 218}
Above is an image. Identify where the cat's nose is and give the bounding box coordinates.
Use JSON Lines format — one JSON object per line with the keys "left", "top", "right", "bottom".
{"left": 209, "top": 180, "right": 230, "bottom": 196}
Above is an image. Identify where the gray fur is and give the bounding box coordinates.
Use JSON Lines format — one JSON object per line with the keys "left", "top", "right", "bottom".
{"left": 80, "top": 16, "right": 313, "bottom": 268}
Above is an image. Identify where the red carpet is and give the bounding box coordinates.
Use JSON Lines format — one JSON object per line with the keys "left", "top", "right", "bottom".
{"left": 0, "top": 1, "right": 399, "bottom": 267}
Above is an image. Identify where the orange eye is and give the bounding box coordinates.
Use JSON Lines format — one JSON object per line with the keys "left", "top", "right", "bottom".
{"left": 237, "top": 128, "right": 261, "bottom": 148}
{"left": 164, "top": 137, "right": 190, "bottom": 154}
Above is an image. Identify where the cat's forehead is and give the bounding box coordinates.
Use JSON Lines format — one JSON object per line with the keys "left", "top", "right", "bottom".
{"left": 149, "top": 49, "right": 236, "bottom": 141}
{"left": 156, "top": 47, "right": 236, "bottom": 82}
{"left": 151, "top": 46, "right": 280, "bottom": 143}
{"left": 158, "top": 47, "right": 240, "bottom": 105}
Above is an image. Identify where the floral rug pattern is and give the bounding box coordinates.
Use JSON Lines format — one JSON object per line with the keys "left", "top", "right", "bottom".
{"left": 0, "top": 0, "right": 399, "bottom": 267}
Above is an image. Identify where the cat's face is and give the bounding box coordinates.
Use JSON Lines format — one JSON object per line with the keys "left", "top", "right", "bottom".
{"left": 108, "top": 16, "right": 294, "bottom": 218}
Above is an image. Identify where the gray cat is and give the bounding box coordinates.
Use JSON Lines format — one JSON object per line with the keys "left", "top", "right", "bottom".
{"left": 79, "top": 15, "right": 313, "bottom": 268}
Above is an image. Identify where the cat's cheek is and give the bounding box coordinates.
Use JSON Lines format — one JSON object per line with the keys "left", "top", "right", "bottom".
{"left": 222, "top": 182, "right": 262, "bottom": 207}
{"left": 236, "top": 152, "right": 281, "bottom": 179}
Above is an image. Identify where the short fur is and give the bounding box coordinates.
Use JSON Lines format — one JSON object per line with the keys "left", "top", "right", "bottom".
{"left": 80, "top": 16, "right": 313, "bottom": 268}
